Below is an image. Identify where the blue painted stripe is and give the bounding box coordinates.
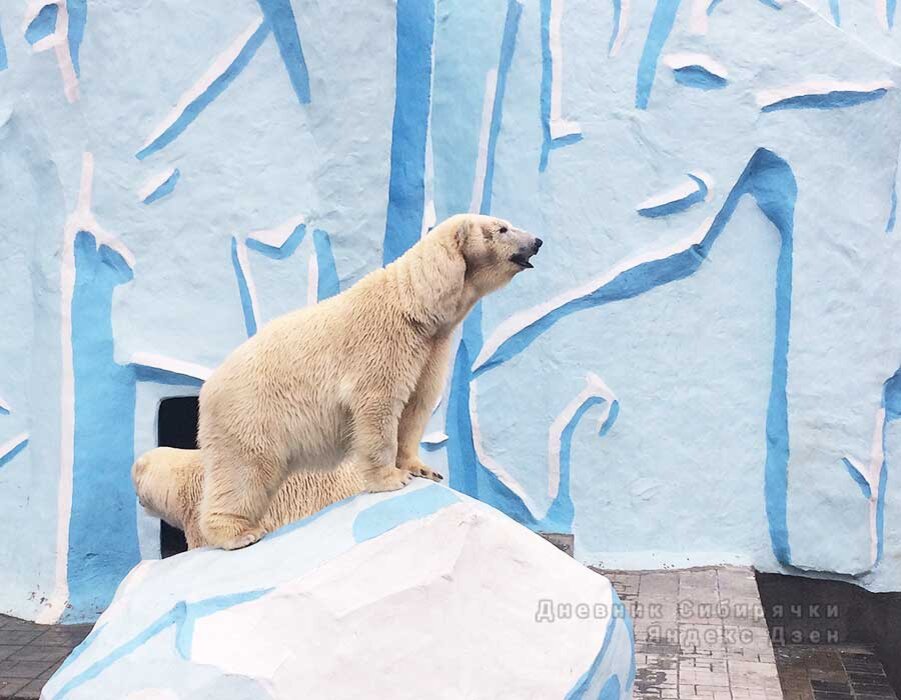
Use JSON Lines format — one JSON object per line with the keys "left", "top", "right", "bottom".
{"left": 382, "top": 0, "right": 436, "bottom": 265}
{"left": 230, "top": 236, "right": 258, "bottom": 337}
{"left": 608, "top": 0, "right": 622, "bottom": 54}
{"left": 600, "top": 676, "right": 622, "bottom": 700}
{"left": 52, "top": 604, "right": 186, "bottom": 699}
{"left": 136, "top": 21, "right": 270, "bottom": 160}
{"left": 53, "top": 589, "right": 272, "bottom": 698}
{"left": 599, "top": 400, "right": 620, "bottom": 437}
{"left": 539, "top": 0, "right": 582, "bottom": 171}
{"left": 673, "top": 65, "right": 728, "bottom": 90}
{"left": 0, "top": 405, "right": 9, "bottom": 416}
{"left": 482, "top": 0, "right": 523, "bottom": 213}
{"left": 889, "top": 0, "right": 897, "bottom": 29}
{"left": 545, "top": 396, "right": 607, "bottom": 532}
{"left": 0, "top": 17, "right": 8, "bottom": 71}
{"left": 245, "top": 223, "right": 306, "bottom": 259}
{"left": 66, "top": 0, "right": 87, "bottom": 76}
{"left": 174, "top": 588, "right": 272, "bottom": 659}
{"left": 0, "top": 437, "right": 28, "bottom": 469}
{"left": 352, "top": 485, "right": 459, "bottom": 543}
{"left": 635, "top": 0, "right": 682, "bottom": 110}
{"left": 131, "top": 365, "right": 204, "bottom": 387}
{"left": 313, "top": 228, "right": 340, "bottom": 300}
{"left": 564, "top": 590, "right": 629, "bottom": 698}
{"left": 876, "top": 460, "right": 888, "bottom": 562}
{"left": 828, "top": 0, "right": 840, "bottom": 24}
{"left": 885, "top": 368, "right": 901, "bottom": 421}
{"left": 67, "top": 231, "right": 140, "bottom": 618}
{"left": 141, "top": 168, "right": 180, "bottom": 204}
{"left": 842, "top": 458, "right": 872, "bottom": 499}
{"left": 265, "top": 492, "right": 363, "bottom": 541}
{"left": 762, "top": 89, "right": 887, "bottom": 112}
{"left": 707, "top": 0, "right": 725, "bottom": 14}
{"left": 758, "top": 0, "right": 782, "bottom": 8}
{"left": 639, "top": 174, "right": 709, "bottom": 218}
{"left": 56, "top": 623, "right": 106, "bottom": 675}
{"left": 25, "top": 4, "right": 58, "bottom": 45}
{"left": 256, "top": 0, "right": 311, "bottom": 104}
{"left": 887, "top": 178, "right": 897, "bottom": 234}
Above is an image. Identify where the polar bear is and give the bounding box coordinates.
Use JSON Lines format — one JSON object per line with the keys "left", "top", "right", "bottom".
{"left": 198, "top": 213, "right": 542, "bottom": 549}
{"left": 132, "top": 447, "right": 383, "bottom": 548}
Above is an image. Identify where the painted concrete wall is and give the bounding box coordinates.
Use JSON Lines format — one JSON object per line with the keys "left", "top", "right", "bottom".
{"left": 0, "top": 0, "right": 900, "bottom": 622}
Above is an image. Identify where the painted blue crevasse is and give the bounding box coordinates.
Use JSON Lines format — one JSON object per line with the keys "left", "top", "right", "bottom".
{"left": 673, "top": 65, "right": 728, "bottom": 90}
{"left": 539, "top": 0, "right": 582, "bottom": 172}
{"left": 135, "top": 21, "right": 269, "bottom": 160}
{"left": 472, "top": 149, "right": 796, "bottom": 564}
{"left": 889, "top": 0, "right": 897, "bottom": 29}
{"left": 635, "top": 0, "right": 682, "bottom": 110}
{"left": 758, "top": 0, "right": 783, "bottom": 9}
{"left": 0, "top": 437, "right": 28, "bottom": 470}
{"left": 547, "top": 395, "right": 618, "bottom": 532}
{"left": 246, "top": 224, "right": 306, "bottom": 259}
{"left": 352, "top": 485, "right": 460, "bottom": 543}
{"left": 25, "top": 4, "right": 58, "bottom": 45}
{"left": 608, "top": 0, "right": 623, "bottom": 55}
{"left": 141, "top": 169, "right": 180, "bottom": 205}
{"left": 67, "top": 0, "right": 87, "bottom": 76}
{"left": 638, "top": 174, "right": 708, "bottom": 218}
{"left": 829, "top": 0, "right": 841, "bottom": 25}
{"left": 481, "top": 0, "right": 523, "bottom": 214}
{"left": 256, "top": 0, "right": 311, "bottom": 104}
{"left": 67, "top": 231, "right": 141, "bottom": 617}
{"left": 842, "top": 458, "right": 872, "bottom": 499}
{"left": 51, "top": 589, "right": 271, "bottom": 699}
{"left": 707, "top": 0, "right": 725, "bottom": 15}
{"left": 0, "top": 17, "right": 7, "bottom": 71}
{"left": 230, "top": 236, "right": 258, "bottom": 338}
{"left": 382, "top": 0, "right": 436, "bottom": 265}
{"left": 888, "top": 167, "right": 897, "bottom": 234}
{"left": 312, "top": 229, "right": 340, "bottom": 301}
{"left": 174, "top": 588, "right": 273, "bottom": 659}
{"left": 762, "top": 89, "right": 888, "bottom": 113}
{"left": 564, "top": 591, "right": 629, "bottom": 699}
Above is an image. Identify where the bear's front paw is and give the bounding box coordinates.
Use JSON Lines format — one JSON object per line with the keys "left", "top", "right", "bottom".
{"left": 397, "top": 457, "right": 444, "bottom": 483}
{"left": 365, "top": 466, "right": 414, "bottom": 493}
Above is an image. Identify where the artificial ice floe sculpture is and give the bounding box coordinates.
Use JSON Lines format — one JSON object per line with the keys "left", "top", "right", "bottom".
{"left": 41, "top": 480, "right": 635, "bottom": 699}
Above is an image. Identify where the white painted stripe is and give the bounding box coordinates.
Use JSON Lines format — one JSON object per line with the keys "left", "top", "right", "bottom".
{"left": 756, "top": 79, "right": 894, "bottom": 109}
{"left": 130, "top": 353, "right": 212, "bottom": 382}
{"left": 549, "top": 0, "right": 581, "bottom": 140}
{"left": 247, "top": 213, "right": 306, "bottom": 249}
{"left": 470, "top": 69, "right": 498, "bottom": 214}
{"left": 0, "top": 433, "right": 28, "bottom": 462}
{"left": 139, "top": 17, "right": 265, "bottom": 155}
{"left": 547, "top": 373, "right": 616, "bottom": 500}
{"left": 137, "top": 167, "right": 177, "bottom": 202}
{"left": 662, "top": 52, "right": 729, "bottom": 78}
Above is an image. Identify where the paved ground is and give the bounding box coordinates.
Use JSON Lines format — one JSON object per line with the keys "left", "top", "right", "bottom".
{"left": 595, "top": 566, "right": 784, "bottom": 700}
{"left": 774, "top": 644, "right": 897, "bottom": 700}
{"left": 0, "top": 615, "right": 90, "bottom": 699}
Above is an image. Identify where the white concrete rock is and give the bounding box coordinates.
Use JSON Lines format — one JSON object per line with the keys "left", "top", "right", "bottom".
{"left": 42, "top": 480, "right": 635, "bottom": 699}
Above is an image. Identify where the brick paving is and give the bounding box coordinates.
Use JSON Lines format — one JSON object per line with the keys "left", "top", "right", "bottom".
{"left": 0, "top": 615, "right": 90, "bottom": 699}
{"left": 774, "top": 644, "right": 897, "bottom": 700}
{"left": 594, "top": 566, "right": 784, "bottom": 700}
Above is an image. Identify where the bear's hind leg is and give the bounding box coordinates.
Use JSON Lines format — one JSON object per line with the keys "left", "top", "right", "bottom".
{"left": 199, "top": 445, "right": 286, "bottom": 550}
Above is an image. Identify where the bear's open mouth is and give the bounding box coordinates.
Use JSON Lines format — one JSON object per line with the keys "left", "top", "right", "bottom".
{"left": 510, "top": 253, "right": 534, "bottom": 269}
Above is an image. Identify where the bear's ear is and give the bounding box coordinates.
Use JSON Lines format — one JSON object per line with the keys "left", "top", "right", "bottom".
{"left": 454, "top": 218, "right": 472, "bottom": 250}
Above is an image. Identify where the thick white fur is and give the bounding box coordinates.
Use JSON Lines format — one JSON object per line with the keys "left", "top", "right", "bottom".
{"left": 198, "top": 214, "right": 539, "bottom": 549}
{"left": 132, "top": 447, "right": 365, "bottom": 548}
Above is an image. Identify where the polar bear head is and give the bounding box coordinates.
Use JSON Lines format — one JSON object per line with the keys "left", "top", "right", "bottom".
{"left": 445, "top": 213, "right": 542, "bottom": 301}
{"left": 402, "top": 213, "right": 542, "bottom": 331}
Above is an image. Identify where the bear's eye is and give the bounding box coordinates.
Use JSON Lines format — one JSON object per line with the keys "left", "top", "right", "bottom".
{"left": 499, "top": 226, "right": 508, "bottom": 234}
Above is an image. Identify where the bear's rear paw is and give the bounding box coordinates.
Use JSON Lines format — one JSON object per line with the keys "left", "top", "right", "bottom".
{"left": 365, "top": 466, "right": 414, "bottom": 493}
{"left": 397, "top": 457, "right": 444, "bottom": 483}
{"left": 201, "top": 515, "right": 266, "bottom": 551}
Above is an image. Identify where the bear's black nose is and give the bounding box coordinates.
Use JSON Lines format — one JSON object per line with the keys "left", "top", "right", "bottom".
{"left": 533, "top": 238, "right": 543, "bottom": 252}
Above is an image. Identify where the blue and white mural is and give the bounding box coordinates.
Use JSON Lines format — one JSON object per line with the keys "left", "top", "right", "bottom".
{"left": 1, "top": 0, "right": 901, "bottom": 622}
